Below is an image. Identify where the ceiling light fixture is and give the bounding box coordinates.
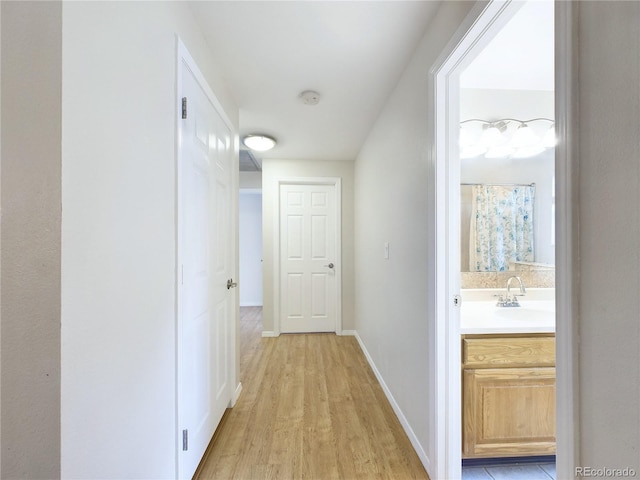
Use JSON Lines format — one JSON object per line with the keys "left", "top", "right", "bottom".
{"left": 459, "top": 118, "right": 554, "bottom": 159}
{"left": 242, "top": 134, "right": 276, "bottom": 152}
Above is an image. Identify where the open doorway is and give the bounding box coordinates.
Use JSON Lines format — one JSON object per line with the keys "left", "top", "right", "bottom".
{"left": 458, "top": 2, "right": 556, "bottom": 478}
{"left": 430, "top": 1, "right": 576, "bottom": 479}
{"left": 239, "top": 189, "right": 263, "bottom": 308}
{"left": 238, "top": 155, "right": 264, "bottom": 310}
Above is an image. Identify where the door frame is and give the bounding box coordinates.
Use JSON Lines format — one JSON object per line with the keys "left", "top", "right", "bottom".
{"left": 272, "top": 177, "right": 342, "bottom": 336}
{"left": 428, "top": 1, "right": 578, "bottom": 479}
{"left": 175, "top": 37, "right": 239, "bottom": 478}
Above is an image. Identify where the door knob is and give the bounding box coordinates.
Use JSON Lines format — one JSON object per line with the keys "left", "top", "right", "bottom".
{"left": 227, "top": 278, "right": 237, "bottom": 290}
{"left": 324, "top": 263, "right": 334, "bottom": 269}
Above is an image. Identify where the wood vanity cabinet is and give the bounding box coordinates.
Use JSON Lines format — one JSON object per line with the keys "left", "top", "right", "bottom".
{"left": 462, "top": 334, "right": 556, "bottom": 458}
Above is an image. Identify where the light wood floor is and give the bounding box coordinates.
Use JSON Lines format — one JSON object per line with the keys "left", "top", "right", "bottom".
{"left": 194, "top": 307, "right": 430, "bottom": 480}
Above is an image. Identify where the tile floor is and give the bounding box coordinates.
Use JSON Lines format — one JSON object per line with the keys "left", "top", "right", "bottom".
{"left": 462, "top": 462, "right": 556, "bottom": 480}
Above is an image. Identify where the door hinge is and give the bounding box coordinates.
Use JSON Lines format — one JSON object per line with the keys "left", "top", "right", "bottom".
{"left": 182, "top": 429, "right": 188, "bottom": 451}
{"left": 453, "top": 294, "right": 462, "bottom": 307}
{"left": 181, "top": 97, "right": 187, "bottom": 119}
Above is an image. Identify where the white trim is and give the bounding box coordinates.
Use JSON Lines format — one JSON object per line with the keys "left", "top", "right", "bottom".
{"left": 339, "top": 330, "right": 356, "bottom": 336}
{"left": 429, "top": 3, "right": 518, "bottom": 477}
{"left": 554, "top": 2, "right": 580, "bottom": 478}
{"left": 175, "top": 38, "right": 187, "bottom": 479}
{"left": 353, "top": 333, "right": 430, "bottom": 473}
{"left": 239, "top": 302, "right": 263, "bottom": 307}
{"left": 229, "top": 382, "right": 243, "bottom": 408}
{"left": 273, "top": 177, "right": 343, "bottom": 336}
{"left": 261, "top": 331, "right": 278, "bottom": 338}
{"left": 176, "top": 40, "right": 234, "bottom": 133}
{"left": 428, "top": 1, "right": 576, "bottom": 478}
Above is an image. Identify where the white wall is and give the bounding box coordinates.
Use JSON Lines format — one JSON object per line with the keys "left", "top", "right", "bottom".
{"left": 262, "top": 159, "right": 355, "bottom": 334}
{"left": 1, "top": 3, "right": 62, "bottom": 477}
{"left": 353, "top": 2, "right": 476, "bottom": 472}
{"left": 460, "top": 88, "right": 554, "bottom": 121}
{"left": 239, "top": 193, "right": 263, "bottom": 306}
{"left": 355, "top": 1, "right": 640, "bottom": 476}
{"left": 576, "top": 2, "right": 640, "bottom": 473}
{"left": 61, "top": 3, "right": 238, "bottom": 478}
{"left": 3, "top": 2, "right": 638, "bottom": 477}
{"left": 239, "top": 171, "right": 262, "bottom": 190}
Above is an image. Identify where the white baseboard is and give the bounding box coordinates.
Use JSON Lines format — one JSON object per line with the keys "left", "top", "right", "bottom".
{"left": 353, "top": 332, "right": 431, "bottom": 474}
{"left": 261, "top": 331, "right": 278, "bottom": 338}
{"left": 239, "top": 302, "right": 263, "bottom": 307}
{"left": 229, "top": 382, "right": 243, "bottom": 407}
{"left": 339, "top": 330, "right": 357, "bottom": 336}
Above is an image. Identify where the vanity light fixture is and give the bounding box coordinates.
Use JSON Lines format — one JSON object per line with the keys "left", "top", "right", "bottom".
{"left": 242, "top": 134, "right": 277, "bottom": 152}
{"left": 542, "top": 124, "right": 557, "bottom": 148}
{"left": 459, "top": 145, "right": 489, "bottom": 159}
{"left": 511, "top": 123, "right": 538, "bottom": 148}
{"left": 480, "top": 121, "right": 508, "bottom": 148}
{"left": 460, "top": 118, "right": 555, "bottom": 159}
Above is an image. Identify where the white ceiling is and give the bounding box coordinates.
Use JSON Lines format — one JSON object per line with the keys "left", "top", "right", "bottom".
{"left": 460, "top": 1, "right": 554, "bottom": 91}
{"left": 188, "top": 1, "right": 441, "bottom": 163}
{"left": 189, "top": 1, "right": 553, "bottom": 165}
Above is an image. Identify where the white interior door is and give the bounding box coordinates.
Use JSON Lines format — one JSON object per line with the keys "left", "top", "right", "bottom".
{"left": 280, "top": 183, "right": 339, "bottom": 333}
{"left": 177, "top": 49, "right": 234, "bottom": 479}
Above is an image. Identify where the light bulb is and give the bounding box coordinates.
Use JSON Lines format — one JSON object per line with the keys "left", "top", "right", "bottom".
{"left": 480, "top": 125, "right": 505, "bottom": 147}
{"left": 459, "top": 126, "right": 474, "bottom": 147}
{"left": 542, "top": 125, "right": 556, "bottom": 147}
{"left": 511, "top": 123, "right": 540, "bottom": 148}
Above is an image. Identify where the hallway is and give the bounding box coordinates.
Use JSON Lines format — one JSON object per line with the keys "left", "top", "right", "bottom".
{"left": 194, "top": 307, "right": 429, "bottom": 479}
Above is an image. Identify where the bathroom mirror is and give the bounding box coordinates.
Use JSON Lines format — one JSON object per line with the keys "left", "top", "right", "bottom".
{"left": 461, "top": 176, "right": 555, "bottom": 273}
{"left": 458, "top": 88, "right": 556, "bottom": 276}
{"left": 461, "top": 184, "right": 535, "bottom": 272}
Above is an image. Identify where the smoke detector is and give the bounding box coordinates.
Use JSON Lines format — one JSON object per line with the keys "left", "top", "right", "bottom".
{"left": 299, "top": 90, "right": 321, "bottom": 106}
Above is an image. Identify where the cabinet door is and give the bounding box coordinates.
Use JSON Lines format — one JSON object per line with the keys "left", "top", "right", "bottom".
{"left": 463, "top": 367, "right": 556, "bottom": 458}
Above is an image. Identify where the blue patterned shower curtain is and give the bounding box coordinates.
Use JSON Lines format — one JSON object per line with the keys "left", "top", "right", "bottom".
{"left": 469, "top": 185, "right": 535, "bottom": 272}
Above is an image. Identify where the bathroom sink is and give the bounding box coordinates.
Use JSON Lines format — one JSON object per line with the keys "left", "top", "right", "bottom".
{"left": 459, "top": 293, "right": 556, "bottom": 334}
{"left": 494, "top": 305, "right": 554, "bottom": 322}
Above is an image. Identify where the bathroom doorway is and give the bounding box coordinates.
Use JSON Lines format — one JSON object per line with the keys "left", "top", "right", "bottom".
{"left": 459, "top": 3, "right": 556, "bottom": 477}
{"left": 430, "top": 1, "right": 577, "bottom": 478}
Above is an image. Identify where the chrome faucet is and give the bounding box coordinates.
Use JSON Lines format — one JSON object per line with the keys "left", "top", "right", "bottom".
{"left": 507, "top": 275, "right": 526, "bottom": 297}
{"left": 495, "top": 276, "right": 526, "bottom": 307}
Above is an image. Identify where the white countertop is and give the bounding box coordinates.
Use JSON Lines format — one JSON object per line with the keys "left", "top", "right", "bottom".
{"left": 460, "top": 289, "right": 556, "bottom": 335}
